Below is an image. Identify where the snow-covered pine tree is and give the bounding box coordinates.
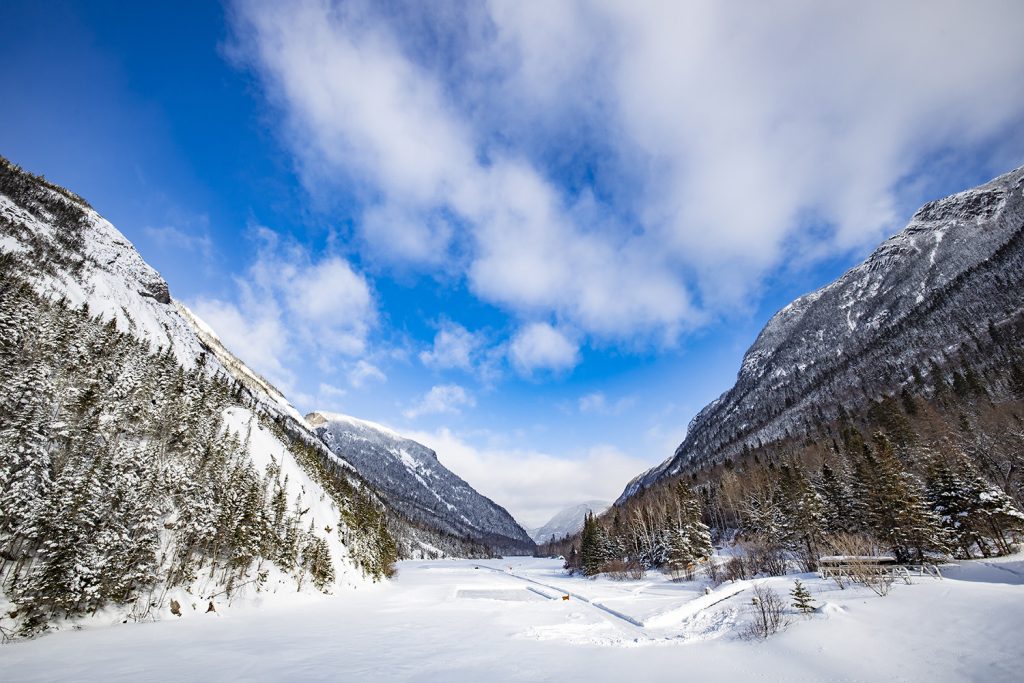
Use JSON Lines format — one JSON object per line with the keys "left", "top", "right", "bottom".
{"left": 739, "top": 486, "right": 788, "bottom": 550}
{"left": 928, "top": 457, "right": 1024, "bottom": 557}
{"left": 778, "top": 463, "right": 826, "bottom": 570}
{"left": 0, "top": 362, "right": 55, "bottom": 551}
{"left": 818, "top": 462, "right": 857, "bottom": 534}
{"left": 665, "top": 481, "right": 713, "bottom": 572}
{"left": 628, "top": 504, "right": 669, "bottom": 569}
{"left": 927, "top": 458, "right": 984, "bottom": 558}
{"left": 790, "top": 579, "right": 815, "bottom": 614}
{"left": 580, "top": 512, "right": 608, "bottom": 576}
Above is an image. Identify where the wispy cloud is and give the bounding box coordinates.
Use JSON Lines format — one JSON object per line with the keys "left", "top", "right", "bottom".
{"left": 419, "top": 321, "right": 485, "bottom": 372}
{"left": 508, "top": 322, "right": 579, "bottom": 375}
{"left": 190, "top": 223, "right": 378, "bottom": 406}
{"left": 578, "top": 391, "right": 635, "bottom": 416}
{"left": 143, "top": 224, "right": 214, "bottom": 261}
{"left": 230, "top": 0, "right": 1024, "bottom": 356}
{"left": 403, "top": 383, "right": 476, "bottom": 419}
{"left": 348, "top": 359, "right": 386, "bottom": 388}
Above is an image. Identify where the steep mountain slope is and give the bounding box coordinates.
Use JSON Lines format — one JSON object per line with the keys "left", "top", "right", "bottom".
{"left": 530, "top": 501, "right": 609, "bottom": 544}
{"left": 620, "top": 165, "right": 1024, "bottom": 502}
{"left": 0, "top": 157, "right": 399, "bottom": 634}
{"left": 308, "top": 412, "right": 535, "bottom": 555}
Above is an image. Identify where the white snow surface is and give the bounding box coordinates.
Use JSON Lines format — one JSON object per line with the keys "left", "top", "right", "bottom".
{"left": 220, "top": 407, "right": 364, "bottom": 590}
{"left": 3, "top": 554, "right": 1022, "bottom": 681}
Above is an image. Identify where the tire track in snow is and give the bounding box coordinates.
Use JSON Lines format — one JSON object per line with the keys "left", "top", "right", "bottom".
{"left": 473, "top": 563, "right": 747, "bottom": 637}
{"left": 473, "top": 563, "right": 648, "bottom": 635}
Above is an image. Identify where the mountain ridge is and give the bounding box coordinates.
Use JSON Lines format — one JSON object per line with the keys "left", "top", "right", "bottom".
{"left": 618, "top": 164, "right": 1024, "bottom": 503}
{"left": 308, "top": 411, "right": 536, "bottom": 555}
{"left": 530, "top": 500, "right": 609, "bottom": 544}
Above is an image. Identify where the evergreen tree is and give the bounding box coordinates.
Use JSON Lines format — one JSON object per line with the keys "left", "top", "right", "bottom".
{"left": 0, "top": 363, "right": 55, "bottom": 547}
{"left": 1009, "top": 357, "right": 1024, "bottom": 398}
{"left": 665, "top": 481, "right": 713, "bottom": 571}
{"left": 853, "top": 434, "right": 948, "bottom": 562}
{"left": 579, "top": 512, "right": 612, "bottom": 576}
{"left": 818, "top": 462, "right": 856, "bottom": 534}
{"left": 790, "top": 579, "right": 815, "bottom": 614}
{"left": 779, "top": 463, "right": 826, "bottom": 569}
{"left": 928, "top": 457, "right": 1024, "bottom": 557}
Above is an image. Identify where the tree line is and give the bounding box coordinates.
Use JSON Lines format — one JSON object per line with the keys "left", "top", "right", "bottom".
{"left": 545, "top": 391, "right": 1024, "bottom": 578}
{"left": 0, "top": 262, "right": 397, "bottom": 637}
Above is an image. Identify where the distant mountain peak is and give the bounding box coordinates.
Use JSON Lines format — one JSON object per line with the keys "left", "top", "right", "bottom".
{"left": 308, "top": 411, "right": 535, "bottom": 554}
{"left": 530, "top": 500, "right": 610, "bottom": 544}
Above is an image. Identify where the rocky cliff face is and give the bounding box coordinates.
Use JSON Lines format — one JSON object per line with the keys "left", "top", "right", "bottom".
{"left": 619, "top": 166, "right": 1024, "bottom": 503}
{"left": 309, "top": 412, "right": 536, "bottom": 555}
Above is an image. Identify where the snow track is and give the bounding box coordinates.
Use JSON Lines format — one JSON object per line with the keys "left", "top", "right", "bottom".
{"left": 474, "top": 563, "right": 648, "bottom": 634}
{"left": 472, "top": 561, "right": 747, "bottom": 637}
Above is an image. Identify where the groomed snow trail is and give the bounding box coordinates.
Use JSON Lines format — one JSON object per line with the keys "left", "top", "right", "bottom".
{"left": 472, "top": 560, "right": 747, "bottom": 635}
{"left": 473, "top": 562, "right": 648, "bottom": 634}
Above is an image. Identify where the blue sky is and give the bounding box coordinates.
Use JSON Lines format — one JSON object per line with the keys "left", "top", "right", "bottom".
{"left": 3, "top": 0, "right": 1024, "bottom": 527}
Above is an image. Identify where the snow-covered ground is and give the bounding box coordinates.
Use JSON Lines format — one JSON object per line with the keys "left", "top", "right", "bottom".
{"left": 3, "top": 555, "right": 1023, "bottom": 682}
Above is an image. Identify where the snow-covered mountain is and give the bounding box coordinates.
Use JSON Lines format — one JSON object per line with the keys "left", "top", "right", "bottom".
{"left": 0, "top": 157, "right": 403, "bottom": 633}
{"left": 530, "top": 501, "right": 609, "bottom": 544}
{"left": 308, "top": 412, "right": 536, "bottom": 555}
{"left": 619, "top": 165, "right": 1024, "bottom": 503}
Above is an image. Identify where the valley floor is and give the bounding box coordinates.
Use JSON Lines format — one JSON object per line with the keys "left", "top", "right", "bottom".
{"left": 3, "top": 555, "right": 1024, "bottom": 682}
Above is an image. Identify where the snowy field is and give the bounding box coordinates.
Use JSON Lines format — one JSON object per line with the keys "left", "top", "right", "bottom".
{"left": 3, "top": 555, "right": 1024, "bottom": 682}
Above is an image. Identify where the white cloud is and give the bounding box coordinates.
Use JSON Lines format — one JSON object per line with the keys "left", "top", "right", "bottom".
{"left": 508, "top": 322, "right": 578, "bottom": 375}
{"left": 359, "top": 203, "right": 456, "bottom": 268}
{"left": 486, "top": 0, "right": 1024, "bottom": 304}
{"left": 188, "top": 224, "right": 378, "bottom": 405}
{"left": 232, "top": 0, "right": 1024, "bottom": 349}
{"left": 404, "top": 427, "right": 652, "bottom": 529}
{"left": 403, "top": 384, "right": 476, "bottom": 419}
{"left": 230, "top": 0, "right": 698, "bottom": 347}
{"left": 419, "top": 321, "right": 485, "bottom": 372}
{"left": 577, "top": 392, "right": 605, "bottom": 414}
{"left": 318, "top": 382, "right": 347, "bottom": 399}
{"left": 287, "top": 258, "right": 373, "bottom": 336}
{"left": 190, "top": 295, "right": 295, "bottom": 394}
{"left": 348, "top": 359, "right": 386, "bottom": 388}
{"left": 242, "top": 228, "right": 376, "bottom": 357}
